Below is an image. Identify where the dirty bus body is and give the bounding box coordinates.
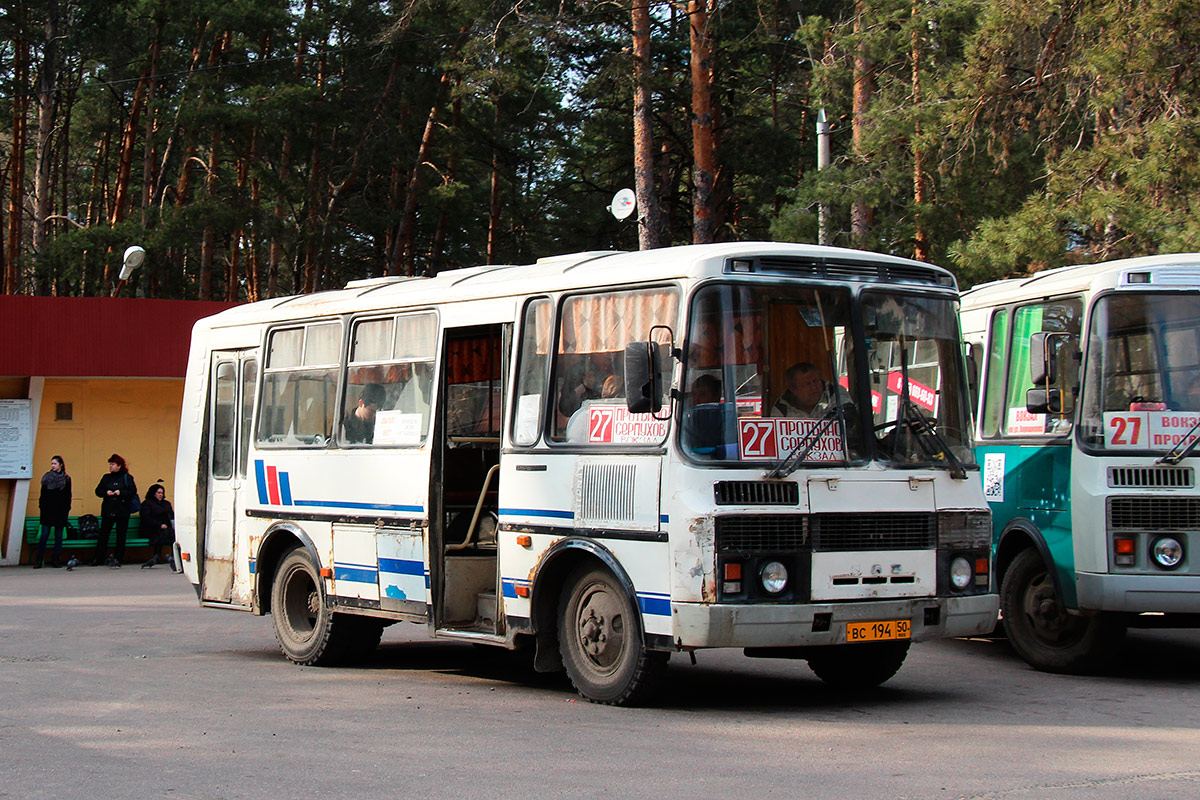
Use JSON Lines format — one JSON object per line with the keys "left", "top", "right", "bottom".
{"left": 175, "top": 242, "right": 997, "bottom": 705}
{"left": 961, "top": 255, "right": 1200, "bottom": 673}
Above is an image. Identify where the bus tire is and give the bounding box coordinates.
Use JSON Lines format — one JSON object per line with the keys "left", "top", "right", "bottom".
{"left": 271, "top": 547, "right": 347, "bottom": 666}
{"left": 557, "top": 565, "right": 666, "bottom": 706}
{"left": 1001, "top": 547, "right": 1125, "bottom": 673}
{"left": 807, "top": 641, "right": 910, "bottom": 689}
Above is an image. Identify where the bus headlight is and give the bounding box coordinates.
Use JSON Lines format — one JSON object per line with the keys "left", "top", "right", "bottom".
{"left": 1150, "top": 537, "right": 1184, "bottom": 569}
{"left": 760, "top": 561, "right": 788, "bottom": 594}
{"left": 949, "top": 556, "right": 972, "bottom": 590}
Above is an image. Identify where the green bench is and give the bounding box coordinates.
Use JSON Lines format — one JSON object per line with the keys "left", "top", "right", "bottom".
{"left": 23, "top": 516, "right": 149, "bottom": 564}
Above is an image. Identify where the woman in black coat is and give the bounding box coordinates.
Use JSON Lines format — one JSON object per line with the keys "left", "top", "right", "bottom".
{"left": 140, "top": 484, "right": 175, "bottom": 569}
{"left": 35, "top": 455, "right": 72, "bottom": 569}
{"left": 92, "top": 453, "right": 136, "bottom": 567}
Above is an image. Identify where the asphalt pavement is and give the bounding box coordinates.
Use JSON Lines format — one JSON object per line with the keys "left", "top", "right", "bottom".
{"left": 2, "top": 564, "right": 1198, "bottom": 800}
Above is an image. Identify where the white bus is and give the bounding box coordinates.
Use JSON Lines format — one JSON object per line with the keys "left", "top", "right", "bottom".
{"left": 961, "top": 255, "right": 1200, "bottom": 673}
{"left": 175, "top": 242, "right": 997, "bottom": 705}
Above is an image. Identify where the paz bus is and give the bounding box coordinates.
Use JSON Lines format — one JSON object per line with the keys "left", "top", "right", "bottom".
{"left": 174, "top": 242, "right": 997, "bottom": 705}
{"left": 960, "top": 254, "right": 1200, "bottom": 673}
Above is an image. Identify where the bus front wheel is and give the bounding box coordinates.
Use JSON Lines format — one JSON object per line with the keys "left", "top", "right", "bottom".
{"left": 1001, "top": 547, "right": 1124, "bottom": 673}
{"left": 807, "top": 641, "right": 910, "bottom": 689}
{"left": 557, "top": 565, "right": 666, "bottom": 706}
{"left": 272, "top": 547, "right": 348, "bottom": 666}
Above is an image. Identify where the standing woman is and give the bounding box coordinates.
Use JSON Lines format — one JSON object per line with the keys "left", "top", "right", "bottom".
{"left": 139, "top": 484, "right": 175, "bottom": 569}
{"left": 35, "top": 456, "right": 72, "bottom": 569}
{"left": 92, "top": 453, "right": 136, "bottom": 567}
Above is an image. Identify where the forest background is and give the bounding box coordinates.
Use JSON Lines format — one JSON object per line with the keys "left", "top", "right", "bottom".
{"left": 2, "top": 0, "right": 1199, "bottom": 301}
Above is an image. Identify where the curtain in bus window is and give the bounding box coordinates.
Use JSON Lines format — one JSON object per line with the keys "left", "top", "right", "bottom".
{"left": 342, "top": 313, "right": 435, "bottom": 446}
{"left": 258, "top": 323, "right": 340, "bottom": 447}
{"left": 552, "top": 288, "right": 678, "bottom": 443}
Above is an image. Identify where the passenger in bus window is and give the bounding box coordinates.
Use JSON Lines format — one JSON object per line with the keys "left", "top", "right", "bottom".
{"left": 343, "top": 383, "right": 385, "bottom": 444}
{"left": 565, "top": 373, "right": 626, "bottom": 442}
{"left": 685, "top": 374, "right": 729, "bottom": 457}
{"left": 773, "top": 362, "right": 830, "bottom": 418}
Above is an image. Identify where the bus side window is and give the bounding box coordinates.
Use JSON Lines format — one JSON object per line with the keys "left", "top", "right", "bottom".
{"left": 258, "top": 322, "right": 340, "bottom": 447}
{"left": 979, "top": 308, "right": 1009, "bottom": 438}
{"left": 512, "top": 298, "right": 552, "bottom": 446}
{"left": 1003, "top": 299, "right": 1082, "bottom": 436}
{"left": 341, "top": 313, "right": 435, "bottom": 446}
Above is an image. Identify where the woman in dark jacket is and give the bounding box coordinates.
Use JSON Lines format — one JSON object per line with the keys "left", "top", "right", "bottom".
{"left": 35, "top": 455, "right": 72, "bottom": 569}
{"left": 140, "top": 484, "right": 175, "bottom": 569}
{"left": 92, "top": 453, "right": 136, "bottom": 567}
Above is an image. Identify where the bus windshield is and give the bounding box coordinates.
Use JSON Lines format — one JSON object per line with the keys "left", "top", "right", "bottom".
{"left": 1080, "top": 293, "right": 1200, "bottom": 452}
{"left": 680, "top": 283, "right": 975, "bottom": 469}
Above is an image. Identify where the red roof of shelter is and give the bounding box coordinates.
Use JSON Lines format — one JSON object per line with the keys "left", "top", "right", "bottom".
{"left": 0, "top": 296, "right": 238, "bottom": 378}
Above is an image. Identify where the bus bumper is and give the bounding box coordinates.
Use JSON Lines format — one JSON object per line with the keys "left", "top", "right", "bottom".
{"left": 669, "top": 594, "right": 998, "bottom": 649}
{"left": 1076, "top": 571, "right": 1200, "bottom": 614}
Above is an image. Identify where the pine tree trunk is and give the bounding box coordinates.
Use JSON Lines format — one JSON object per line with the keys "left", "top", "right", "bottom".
{"left": 110, "top": 71, "right": 149, "bottom": 227}
{"left": 6, "top": 6, "right": 30, "bottom": 293}
{"left": 140, "top": 20, "right": 163, "bottom": 228}
{"left": 388, "top": 71, "right": 450, "bottom": 276}
{"left": 33, "top": 0, "right": 59, "bottom": 279}
{"left": 631, "top": 0, "right": 664, "bottom": 250}
{"left": 851, "top": 0, "right": 875, "bottom": 246}
{"left": 486, "top": 97, "right": 501, "bottom": 265}
{"left": 910, "top": 0, "right": 930, "bottom": 262}
{"left": 689, "top": 0, "right": 717, "bottom": 245}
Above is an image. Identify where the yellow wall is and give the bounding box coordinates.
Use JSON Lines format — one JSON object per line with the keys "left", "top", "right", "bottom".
{"left": 25, "top": 378, "right": 185, "bottom": 518}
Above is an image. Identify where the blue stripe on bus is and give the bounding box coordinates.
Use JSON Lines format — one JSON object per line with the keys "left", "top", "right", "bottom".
{"left": 279, "top": 472, "right": 293, "bottom": 506}
{"left": 248, "top": 558, "right": 256, "bottom": 575}
{"left": 501, "top": 578, "right": 531, "bottom": 599}
{"left": 333, "top": 564, "right": 378, "bottom": 584}
{"left": 255, "top": 460, "right": 268, "bottom": 504}
{"left": 660, "top": 515, "right": 669, "bottom": 523}
{"left": 379, "top": 557, "right": 425, "bottom": 577}
{"left": 638, "top": 594, "right": 671, "bottom": 617}
{"left": 498, "top": 508, "right": 574, "bottom": 520}
{"left": 292, "top": 500, "right": 425, "bottom": 513}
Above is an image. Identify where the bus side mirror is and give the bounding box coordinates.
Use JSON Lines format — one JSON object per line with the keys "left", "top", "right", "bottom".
{"left": 1026, "top": 387, "right": 1065, "bottom": 415}
{"left": 625, "top": 341, "right": 662, "bottom": 414}
{"left": 1029, "top": 332, "right": 1057, "bottom": 385}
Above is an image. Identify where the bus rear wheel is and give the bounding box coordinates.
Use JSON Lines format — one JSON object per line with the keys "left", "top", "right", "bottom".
{"left": 807, "top": 641, "right": 910, "bottom": 689}
{"left": 557, "top": 565, "right": 666, "bottom": 706}
{"left": 1001, "top": 547, "right": 1124, "bottom": 673}
{"left": 272, "top": 546, "right": 349, "bottom": 666}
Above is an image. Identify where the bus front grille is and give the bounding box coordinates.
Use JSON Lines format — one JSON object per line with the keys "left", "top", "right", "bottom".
{"left": 715, "top": 516, "right": 808, "bottom": 553}
{"left": 1108, "top": 496, "right": 1200, "bottom": 530}
{"left": 810, "top": 513, "right": 936, "bottom": 551}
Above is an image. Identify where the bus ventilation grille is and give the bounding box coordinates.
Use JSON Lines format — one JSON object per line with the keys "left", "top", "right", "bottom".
{"left": 1108, "top": 497, "right": 1200, "bottom": 531}
{"left": 1107, "top": 466, "right": 1194, "bottom": 489}
{"left": 577, "top": 462, "right": 637, "bottom": 525}
{"left": 714, "top": 481, "right": 799, "bottom": 506}
{"left": 754, "top": 257, "right": 949, "bottom": 287}
{"left": 810, "top": 513, "right": 937, "bottom": 552}
{"left": 715, "top": 515, "right": 808, "bottom": 553}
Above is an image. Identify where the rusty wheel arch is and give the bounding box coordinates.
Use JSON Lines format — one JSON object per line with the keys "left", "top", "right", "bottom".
{"left": 253, "top": 522, "right": 320, "bottom": 616}
{"left": 528, "top": 537, "right": 638, "bottom": 673}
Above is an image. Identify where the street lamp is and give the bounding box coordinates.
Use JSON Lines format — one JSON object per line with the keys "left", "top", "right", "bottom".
{"left": 112, "top": 245, "right": 145, "bottom": 297}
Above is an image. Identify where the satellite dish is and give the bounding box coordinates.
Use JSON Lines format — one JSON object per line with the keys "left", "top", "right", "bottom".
{"left": 609, "top": 188, "right": 636, "bottom": 220}
{"left": 119, "top": 245, "right": 146, "bottom": 280}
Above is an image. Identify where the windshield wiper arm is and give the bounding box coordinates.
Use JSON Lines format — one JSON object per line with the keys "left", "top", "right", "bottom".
{"left": 1159, "top": 417, "right": 1200, "bottom": 465}
{"left": 902, "top": 402, "right": 968, "bottom": 480}
{"left": 765, "top": 406, "right": 841, "bottom": 479}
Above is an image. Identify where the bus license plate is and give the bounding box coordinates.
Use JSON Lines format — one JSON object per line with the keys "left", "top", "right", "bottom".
{"left": 845, "top": 619, "right": 911, "bottom": 643}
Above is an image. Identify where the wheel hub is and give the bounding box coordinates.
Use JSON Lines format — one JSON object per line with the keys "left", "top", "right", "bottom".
{"left": 576, "top": 588, "right": 625, "bottom": 670}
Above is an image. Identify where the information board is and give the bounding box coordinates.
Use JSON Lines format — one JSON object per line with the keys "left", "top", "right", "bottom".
{"left": 0, "top": 399, "right": 34, "bottom": 479}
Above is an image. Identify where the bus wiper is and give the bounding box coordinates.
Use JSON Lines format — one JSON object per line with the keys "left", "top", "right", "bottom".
{"left": 1158, "top": 417, "right": 1200, "bottom": 465}
{"left": 765, "top": 406, "right": 842, "bottom": 480}
{"left": 901, "top": 402, "right": 968, "bottom": 480}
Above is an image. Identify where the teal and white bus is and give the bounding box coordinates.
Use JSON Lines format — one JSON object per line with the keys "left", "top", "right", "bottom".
{"left": 961, "top": 255, "right": 1200, "bottom": 672}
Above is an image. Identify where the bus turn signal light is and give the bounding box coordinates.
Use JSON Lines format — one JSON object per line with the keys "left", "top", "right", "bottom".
{"left": 516, "top": 535, "right": 532, "bottom": 547}
{"left": 320, "top": 567, "right": 333, "bottom": 578}
{"left": 1114, "top": 537, "right": 1136, "bottom": 566}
